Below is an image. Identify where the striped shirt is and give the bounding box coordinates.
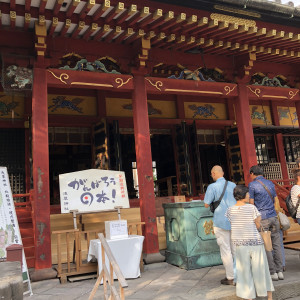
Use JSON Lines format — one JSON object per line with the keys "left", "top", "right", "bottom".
{"left": 291, "top": 185, "right": 300, "bottom": 219}
{"left": 225, "top": 204, "right": 263, "bottom": 246}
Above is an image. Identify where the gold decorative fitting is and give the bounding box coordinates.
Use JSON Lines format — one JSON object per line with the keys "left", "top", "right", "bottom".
{"left": 66, "top": 19, "right": 71, "bottom": 26}
{"left": 48, "top": 70, "right": 69, "bottom": 84}
{"left": 92, "top": 23, "right": 98, "bottom": 30}
{"left": 145, "top": 78, "right": 163, "bottom": 91}
{"left": 115, "top": 77, "right": 133, "bottom": 88}
{"left": 10, "top": 11, "right": 16, "bottom": 20}
{"left": 289, "top": 90, "right": 299, "bottom": 99}
{"left": 52, "top": 17, "right": 58, "bottom": 25}
{"left": 25, "top": 13, "right": 31, "bottom": 22}
{"left": 203, "top": 220, "right": 214, "bottom": 235}
{"left": 224, "top": 85, "right": 236, "bottom": 95}
{"left": 39, "top": 15, "right": 46, "bottom": 25}
{"left": 213, "top": 5, "right": 261, "bottom": 18}
{"left": 247, "top": 86, "right": 261, "bottom": 97}
{"left": 70, "top": 82, "right": 113, "bottom": 87}
{"left": 79, "top": 21, "right": 85, "bottom": 29}
{"left": 211, "top": 13, "right": 257, "bottom": 27}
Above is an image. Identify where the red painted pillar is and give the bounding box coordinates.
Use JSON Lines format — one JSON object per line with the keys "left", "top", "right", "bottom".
{"left": 32, "top": 68, "right": 51, "bottom": 269}
{"left": 132, "top": 74, "right": 159, "bottom": 254}
{"left": 296, "top": 101, "right": 300, "bottom": 128}
{"left": 270, "top": 102, "right": 289, "bottom": 181}
{"left": 235, "top": 84, "right": 257, "bottom": 185}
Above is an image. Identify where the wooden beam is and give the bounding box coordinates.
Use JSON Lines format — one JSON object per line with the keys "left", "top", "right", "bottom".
{"left": 10, "top": 0, "right": 16, "bottom": 10}
{"left": 115, "top": 4, "right": 137, "bottom": 25}
{"left": 83, "top": 23, "right": 98, "bottom": 40}
{"left": 139, "top": 8, "right": 163, "bottom": 27}
{"left": 39, "top": 0, "right": 47, "bottom": 14}
{"left": 114, "top": 27, "right": 133, "bottom": 43}
{"left": 93, "top": 24, "right": 111, "bottom": 40}
{"left": 103, "top": 26, "right": 121, "bottom": 42}
{"left": 24, "top": 13, "right": 31, "bottom": 30}
{"left": 71, "top": 21, "right": 85, "bottom": 39}
{"left": 53, "top": 0, "right": 64, "bottom": 16}
{"left": 104, "top": 2, "right": 124, "bottom": 23}
{"left": 124, "top": 29, "right": 144, "bottom": 44}
{"left": 182, "top": 17, "right": 208, "bottom": 34}
{"left": 25, "top": 0, "right": 31, "bottom": 12}
{"left": 66, "top": 0, "right": 80, "bottom": 18}
{"left": 149, "top": 11, "right": 174, "bottom": 30}
{"left": 10, "top": 11, "right": 16, "bottom": 29}
{"left": 79, "top": 0, "right": 96, "bottom": 20}
{"left": 92, "top": 0, "right": 110, "bottom": 21}
{"left": 126, "top": 6, "right": 149, "bottom": 27}
{"left": 60, "top": 19, "right": 71, "bottom": 36}
{"left": 48, "top": 17, "right": 58, "bottom": 37}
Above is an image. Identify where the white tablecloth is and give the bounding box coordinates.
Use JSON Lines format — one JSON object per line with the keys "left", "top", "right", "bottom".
{"left": 87, "top": 235, "right": 144, "bottom": 279}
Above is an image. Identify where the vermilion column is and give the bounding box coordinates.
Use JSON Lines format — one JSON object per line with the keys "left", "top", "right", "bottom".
{"left": 296, "top": 101, "right": 300, "bottom": 129}
{"left": 32, "top": 68, "right": 51, "bottom": 269}
{"left": 235, "top": 84, "right": 257, "bottom": 185}
{"left": 132, "top": 74, "right": 159, "bottom": 254}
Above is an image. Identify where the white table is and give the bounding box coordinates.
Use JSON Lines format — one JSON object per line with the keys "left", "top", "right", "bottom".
{"left": 87, "top": 235, "right": 144, "bottom": 279}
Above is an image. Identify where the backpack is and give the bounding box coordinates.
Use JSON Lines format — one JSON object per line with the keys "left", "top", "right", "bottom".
{"left": 285, "top": 193, "right": 300, "bottom": 219}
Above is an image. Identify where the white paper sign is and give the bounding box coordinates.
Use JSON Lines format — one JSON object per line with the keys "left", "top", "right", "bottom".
{"left": 105, "top": 220, "right": 128, "bottom": 240}
{"left": 59, "top": 169, "right": 130, "bottom": 213}
{"left": 0, "top": 167, "right": 32, "bottom": 295}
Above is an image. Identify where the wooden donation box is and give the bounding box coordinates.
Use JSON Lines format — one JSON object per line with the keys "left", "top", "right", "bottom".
{"left": 163, "top": 201, "right": 222, "bottom": 270}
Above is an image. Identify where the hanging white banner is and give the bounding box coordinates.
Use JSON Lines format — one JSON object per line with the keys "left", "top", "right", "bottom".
{"left": 0, "top": 166, "right": 32, "bottom": 296}
{"left": 59, "top": 169, "right": 130, "bottom": 213}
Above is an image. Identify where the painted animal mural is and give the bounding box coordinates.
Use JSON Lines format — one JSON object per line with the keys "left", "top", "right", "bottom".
{"left": 5, "top": 65, "right": 33, "bottom": 89}
{"left": 122, "top": 102, "right": 162, "bottom": 115}
{"left": 0, "top": 95, "right": 19, "bottom": 116}
{"left": 251, "top": 106, "right": 270, "bottom": 124}
{"left": 48, "top": 96, "right": 83, "bottom": 113}
{"left": 188, "top": 104, "right": 218, "bottom": 119}
{"left": 278, "top": 108, "right": 298, "bottom": 124}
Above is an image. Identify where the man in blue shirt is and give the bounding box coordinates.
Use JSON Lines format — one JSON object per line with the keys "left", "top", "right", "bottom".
{"left": 204, "top": 165, "right": 236, "bottom": 285}
{"left": 249, "top": 165, "right": 284, "bottom": 281}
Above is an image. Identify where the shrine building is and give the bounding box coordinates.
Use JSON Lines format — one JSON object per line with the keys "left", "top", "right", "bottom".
{"left": 0, "top": 0, "right": 300, "bottom": 276}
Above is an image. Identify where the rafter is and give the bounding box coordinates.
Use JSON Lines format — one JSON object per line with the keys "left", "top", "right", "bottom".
{"left": 103, "top": 26, "right": 121, "bottom": 42}
{"left": 39, "top": 0, "right": 47, "bottom": 14}
{"left": 66, "top": 0, "right": 80, "bottom": 18}
{"left": 60, "top": 19, "right": 71, "bottom": 36}
{"left": 48, "top": 17, "right": 58, "bottom": 37}
{"left": 115, "top": 4, "right": 137, "bottom": 25}
{"left": 93, "top": 24, "right": 111, "bottom": 40}
{"left": 83, "top": 23, "right": 98, "bottom": 40}
{"left": 53, "top": 0, "right": 64, "bottom": 16}
{"left": 71, "top": 21, "right": 85, "bottom": 39}
{"left": 24, "top": 13, "right": 31, "bottom": 30}
{"left": 80, "top": 0, "right": 96, "bottom": 20}
{"left": 92, "top": 0, "right": 111, "bottom": 22}
{"left": 126, "top": 6, "right": 149, "bottom": 27}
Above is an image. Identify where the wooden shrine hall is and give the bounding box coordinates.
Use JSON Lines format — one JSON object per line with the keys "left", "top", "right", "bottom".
{"left": 1, "top": 0, "right": 300, "bottom": 278}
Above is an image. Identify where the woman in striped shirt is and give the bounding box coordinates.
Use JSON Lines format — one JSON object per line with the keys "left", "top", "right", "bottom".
{"left": 291, "top": 168, "right": 300, "bottom": 225}
{"left": 226, "top": 185, "right": 274, "bottom": 300}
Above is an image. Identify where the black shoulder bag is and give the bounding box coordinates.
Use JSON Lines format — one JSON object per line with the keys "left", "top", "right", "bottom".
{"left": 210, "top": 180, "right": 228, "bottom": 213}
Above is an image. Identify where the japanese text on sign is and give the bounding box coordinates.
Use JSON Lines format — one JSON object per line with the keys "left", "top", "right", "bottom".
{"left": 59, "top": 169, "right": 129, "bottom": 213}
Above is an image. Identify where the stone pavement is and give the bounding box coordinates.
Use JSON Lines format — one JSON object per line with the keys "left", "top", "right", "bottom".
{"left": 26, "top": 249, "right": 300, "bottom": 300}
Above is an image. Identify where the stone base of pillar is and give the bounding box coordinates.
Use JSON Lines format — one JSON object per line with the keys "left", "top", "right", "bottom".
{"left": 29, "top": 268, "right": 57, "bottom": 282}
{"left": 143, "top": 252, "right": 165, "bottom": 264}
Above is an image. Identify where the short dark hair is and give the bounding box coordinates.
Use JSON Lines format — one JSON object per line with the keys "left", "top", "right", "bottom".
{"left": 293, "top": 168, "right": 300, "bottom": 180}
{"left": 249, "top": 165, "right": 264, "bottom": 176}
{"left": 233, "top": 185, "right": 249, "bottom": 201}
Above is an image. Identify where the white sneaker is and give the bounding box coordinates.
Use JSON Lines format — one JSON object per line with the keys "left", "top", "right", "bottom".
{"left": 271, "top": 273, "right": 278, "bottom": 281}
{"left": 278, "top": 272, "right": 284, "bottom": 280}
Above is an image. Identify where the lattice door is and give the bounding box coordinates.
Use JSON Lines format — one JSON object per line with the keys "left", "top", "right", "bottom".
{"left": 226, "top": 127, "right": 244, "bottom": 184}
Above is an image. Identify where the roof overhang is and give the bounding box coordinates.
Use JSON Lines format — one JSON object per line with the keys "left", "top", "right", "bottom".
{"left": 253, "top": 126, "right": 300, "bottom": 135}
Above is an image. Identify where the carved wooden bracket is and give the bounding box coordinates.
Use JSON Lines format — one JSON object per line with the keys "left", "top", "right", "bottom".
{"left": 235, "top": 52, "right": 256, "bottom": 83}
{"left": 35, "top": 20, "right": 47, "bottom": 61}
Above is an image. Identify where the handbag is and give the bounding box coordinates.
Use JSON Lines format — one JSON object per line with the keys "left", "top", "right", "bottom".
{"left": 285, "top": 192, "right": 300, "bottom": 219}
{"left": 277, "top": 211, "right": 291, "bottom": 231}
{"left": 210, "top": 180, "right": 228, "bottom": 213}
{"left": 260, "top": 225, "right": 273, "bottom": 251}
